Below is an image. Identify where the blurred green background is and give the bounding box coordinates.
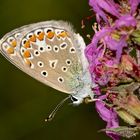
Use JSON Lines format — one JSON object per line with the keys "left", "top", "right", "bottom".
{"left": 0, "top": 0, "right": 139, "bottom": 140}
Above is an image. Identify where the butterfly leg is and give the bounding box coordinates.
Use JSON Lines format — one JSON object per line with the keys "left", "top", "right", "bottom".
{"left": 84, "top": 96, "right": 100, "bottom": 104}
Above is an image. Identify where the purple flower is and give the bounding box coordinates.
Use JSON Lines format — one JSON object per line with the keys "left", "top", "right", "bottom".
{"left": 85, "top": 0, "right": 140, "bottom": 139}
{"left": 96, "top": 95, "right": 120, "bottom": 140}
{"left": 114, "top": 15, "right": 136, "bottom": 28}
{"left": 129, "top": 0, "right": 139, "bottom": 14}
{"left": 86, "top": 0, "right": 140, "bottom": 86}
{"left": 89, "top": 0, "right": 139, "bottom": 25}
{"left": 89, "top": 0, "right": 120, "bottom": 24}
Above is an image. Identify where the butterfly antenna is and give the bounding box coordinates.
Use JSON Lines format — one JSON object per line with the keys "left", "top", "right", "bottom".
{"left": 45, "top": 96, "right": 71, "bottom": 122}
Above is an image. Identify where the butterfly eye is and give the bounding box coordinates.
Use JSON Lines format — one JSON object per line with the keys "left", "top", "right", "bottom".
{"left": 66, "top": 59, "right": 72, "bottom": 65}
{"left": 22, "top": 38, "right": 27, "bottom": 46}
{"left": 7, "top": 37, "right": 14, "bottom": 43}
{"left": 71, "top": 96, "right": 78, "bottom": 102}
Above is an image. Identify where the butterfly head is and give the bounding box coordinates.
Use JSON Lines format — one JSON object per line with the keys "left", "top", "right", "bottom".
{"left": 70, "top": 70, "right": 95, "bottom": 105}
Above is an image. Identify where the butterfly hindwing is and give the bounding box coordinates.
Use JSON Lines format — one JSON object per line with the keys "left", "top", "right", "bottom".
{"left": 0, "top": 21, "right": 85, "bottom": 94}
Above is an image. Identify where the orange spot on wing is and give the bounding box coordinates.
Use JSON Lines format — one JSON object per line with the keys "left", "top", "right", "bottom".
{"left": 11, "top": 40, "right": 17, "bottom": 48}
{"left": 37, "top": 32, "right": 45, "bottom": 41}
{"left": 24, "top": 40, "right": 30, "bottom": 48}
{"left": 58, "top": 31, "right": 68, "bottom": 38}
{"left": 23, "top": 50, "right": 31, "bottom": 58}
{"left": 7, "top": 47, "right": 14, "bottom": 54}
{"left": 24, "top": 59, "right": 32, "bottom": 67}
{"left": 47, "top": 31, "right": 55, "bottom": 39}
{"left": 29, "top": 34, "right": 36, "bottom": 42}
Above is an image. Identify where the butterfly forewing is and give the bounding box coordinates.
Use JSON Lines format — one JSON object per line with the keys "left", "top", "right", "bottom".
{"left": 0, "top": 21, "right": 83, "bottom": 94}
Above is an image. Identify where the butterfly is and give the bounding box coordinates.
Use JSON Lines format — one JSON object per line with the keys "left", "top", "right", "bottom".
{"left": 0, "top": 20, "right": 97, "bottom": 120}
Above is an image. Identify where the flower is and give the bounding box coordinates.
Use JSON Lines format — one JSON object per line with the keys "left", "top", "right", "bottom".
{"left": 85, "top": 0, "right": 140, "bottom": 139}
{"left": 95, "top": 95, "right": 120, "bottom": 140}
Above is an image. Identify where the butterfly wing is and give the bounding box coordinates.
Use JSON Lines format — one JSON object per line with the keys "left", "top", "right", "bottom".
{"left": 0, "top": 21, "right": 87, "bottom": 94}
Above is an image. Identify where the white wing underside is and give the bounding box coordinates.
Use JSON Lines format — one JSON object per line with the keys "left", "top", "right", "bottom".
{"left": 0, "top": 21, "right": 89, "bottom": 94}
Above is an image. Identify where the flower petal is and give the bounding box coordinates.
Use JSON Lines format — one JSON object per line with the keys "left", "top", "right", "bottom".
{"left": 129, "top": 0, "right": 140, "bottom": 14}
{"left": 95, "top": 95, "right": 120, "bottom": 140}
{"left": 114, "top": 15, "right": 137, "bottom": 28}
{"left": 89, "top": 0, "right": 120, "bottom": 23}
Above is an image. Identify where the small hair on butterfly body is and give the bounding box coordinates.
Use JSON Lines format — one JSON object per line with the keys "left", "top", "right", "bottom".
{"left": 0, "top": 20, "right": 98, "bottom": 121}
